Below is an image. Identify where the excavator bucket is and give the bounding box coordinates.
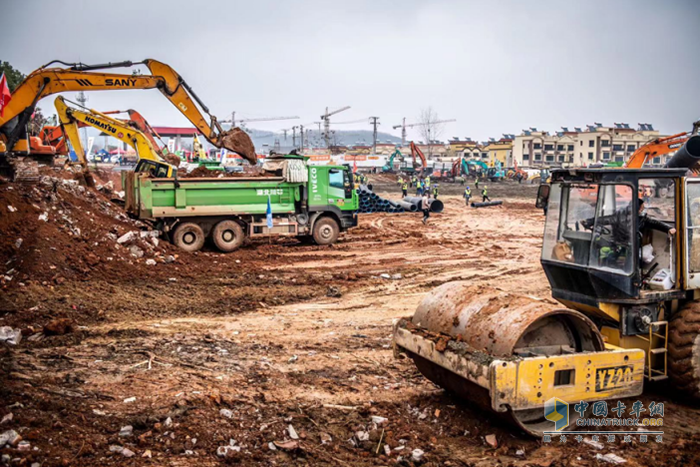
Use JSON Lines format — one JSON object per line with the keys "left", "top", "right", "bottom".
{"left": 393, "top": 283, "right": 645, "bottom": 436}
{"left": 220, "top": 128, "right": 257, "bottom": 164}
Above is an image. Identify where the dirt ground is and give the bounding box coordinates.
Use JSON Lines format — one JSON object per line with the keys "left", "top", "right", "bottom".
{"left": 1, "top": 168, "right": 699, "bottom": 466}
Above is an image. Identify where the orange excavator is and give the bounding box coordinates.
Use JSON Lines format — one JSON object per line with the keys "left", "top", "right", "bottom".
{"left": 0, "top": 59, "right": 255, "bottom": 178}
{"left": 409, "top": 141, "right": 427, "bottom": 174}
{"left": 624, "top": 120, "right": 700, "bottom": 168}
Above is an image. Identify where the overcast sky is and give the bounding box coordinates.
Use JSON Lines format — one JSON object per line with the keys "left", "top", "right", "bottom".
{"left": 3, "top": 0, "right": 699, "bottom": 142}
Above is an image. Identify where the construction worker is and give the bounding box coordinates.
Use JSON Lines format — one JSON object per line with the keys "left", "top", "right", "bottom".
{"left": 463, "top": 186, "right": 472, "bottom": 206}
{"left": 402, "top": 179, "right": 408, "bottom": 197}
{"left": 416, "top": 178, "right": 423, "bottom": 196}
{"left": 432, "top": 183, "right": 439, "bottom": 199}
{"left": 482, "top": 185, "right": 490, "bottom": 202}
{"left": 410, "top": 175, "right": 416, "bottom": 188}
{"left": 421, "top": 192, "right": 430, "bottom": 225}
{"left": 398, "top": 175, "right": 404, "bottom": 186}
{"left": 475, "top": 177, "right": 480, "bottom": 190}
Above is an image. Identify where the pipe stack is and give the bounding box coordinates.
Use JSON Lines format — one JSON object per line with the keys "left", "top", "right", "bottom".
{"left": 356, "top": 185, "right": 406, "bottom": 214}
{"left": 403, "top": 196, "right": 444, "bottom": 213}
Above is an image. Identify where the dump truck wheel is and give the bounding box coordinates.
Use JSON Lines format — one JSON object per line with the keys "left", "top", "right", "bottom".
{"left": 668, "top": 300, "right": 700, "bottom": 398}
{"left": 312, "top": 217, "right": 339, "bottom": 245}
{"left": 173, "top": 222, "right": 205, "bottom": 252}
{"left": 212, "top": 220, "right": 245, "bottom": 252}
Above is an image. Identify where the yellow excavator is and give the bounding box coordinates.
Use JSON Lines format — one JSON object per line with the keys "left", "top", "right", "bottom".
{"left": 54, "top": 96, "right": 176, "bottom": 178}
{"left": 394, "top": 135, "right": 700, "bottom": 436}
{"left": 0, "top": 59, "right": 255, "bottom": 177}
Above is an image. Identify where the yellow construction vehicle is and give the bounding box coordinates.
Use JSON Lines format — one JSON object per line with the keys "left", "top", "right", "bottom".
{"left": 0, "top": 59, "right": 255, "bottom": 177}
{"left": 394, "top": 135, "right": 700, "bottom": 436}
{"left": 55, "top": 96, "right": 176, "bottom": 178}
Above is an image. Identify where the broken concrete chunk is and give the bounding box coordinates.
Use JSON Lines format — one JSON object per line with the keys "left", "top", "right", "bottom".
{"left": 129, "top": 245, "right": 144, "bottom": 258}
{"left": 145, "top": 259, "right": 157, "bottom": 266}
{"left": 596, "top": 453, "right": 627, "bottom": 464}
{"left": 371, "top": 415, "right": 388, "bottom": 426}
{"left": 288, "top": 424, "right": 299, "bottom": 440}
{"left": 584, "top": 437, "right": 604, "bottom": 450}
{"left": 0, "top": 430, "right": 20, "bottom": 447}
{"left": 119, "top": 425, "right": 133, "bottom": 437}
{"left": 38, "top": 212, "right": 48, "bottom": 222}
{"left": 216, "top": 445, "right": 241, "bottom": 457}
{"left": 117, "top": 231, "right": 137, "bottom": 244}
{"left": 411, "top": 448, "right": 425, "bottom": 463}
{"left": 220, "top": 409, "right": 233, "bottom": 419}
{"left": 355, "top": 431, "right": 369, "bottom": 442}
{"left": 0, "top": 327, "right": 22, "bottom": 346}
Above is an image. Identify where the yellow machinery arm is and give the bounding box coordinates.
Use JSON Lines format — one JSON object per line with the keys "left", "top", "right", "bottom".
{"left": 55, "top": 96, "right": 176, "bottom": 178}
{"left": 0, "top": 59, "right": 255, "bottom": 163}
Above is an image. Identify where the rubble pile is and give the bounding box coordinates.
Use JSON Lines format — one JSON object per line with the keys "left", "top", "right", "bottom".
{"left": 0, "top": 171, "right": 176, "bottom": 288}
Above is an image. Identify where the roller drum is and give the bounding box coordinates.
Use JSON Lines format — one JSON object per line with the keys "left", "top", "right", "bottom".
{"left": 409, "top": 283, "right": 604, "bottom": 435}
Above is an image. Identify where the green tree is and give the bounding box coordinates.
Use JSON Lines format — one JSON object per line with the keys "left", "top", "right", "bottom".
{"left": 0, "top": 62, "right": 25, "bottom": 92}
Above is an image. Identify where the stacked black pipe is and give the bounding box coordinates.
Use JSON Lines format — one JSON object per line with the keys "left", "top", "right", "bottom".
{"left": 356, "top": 185, "right": 406, "bottom": 214}
{"left": 403, "top": 196, "right": 444, "bottom": 213}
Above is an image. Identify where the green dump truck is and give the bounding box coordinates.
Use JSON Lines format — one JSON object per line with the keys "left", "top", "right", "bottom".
{"left": 122, "top": 156, "right": 358, "bottom": 252}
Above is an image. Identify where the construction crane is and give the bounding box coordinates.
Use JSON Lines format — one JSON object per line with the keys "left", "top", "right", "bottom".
{"left": 321, "top": 106, "right": 350, "bottom": 148}
{"left": 393, "top": 117, "right": 457, "bottom": 146}
{"left": 223, "top": 112, "right": 299, "bottom": 127}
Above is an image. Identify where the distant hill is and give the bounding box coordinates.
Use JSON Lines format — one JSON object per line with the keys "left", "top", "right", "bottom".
{"left": 83, "top": 126, "right": 401, "bottom": 153}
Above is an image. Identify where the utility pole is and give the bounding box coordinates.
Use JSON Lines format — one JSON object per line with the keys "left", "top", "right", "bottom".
{"left": 282, "top": 129, "right": 288, "bottom": 141}
{"left": 231, "top": 111, "right": 236, "bottom": 127}
{"left": 370, "top": 116, "right": 380, "bottom": 155}
{"left": 292, "top": 126, "right": 298, "bottom": 149}
{"left": 299, "top": 124, "right": 305, "bottom": 151}
{"left": 76, "top": 91, "right": 89, "bottom": 150}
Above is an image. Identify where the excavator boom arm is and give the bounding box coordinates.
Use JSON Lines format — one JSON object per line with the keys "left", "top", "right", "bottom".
{"left": 1, "top": 59, "right": 256, "bottom": 163}
{"left": 55, "top": 96, "right": 174, "bottom": 174}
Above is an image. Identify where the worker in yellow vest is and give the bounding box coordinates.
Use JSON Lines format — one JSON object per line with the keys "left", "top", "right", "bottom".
{"left": 402, "top": 180, "right": 408, "bottom": 197}
{"left": 432, "top": 183, "right": 439, "bottom": 199}
{"left": 482, "top": 186, "right": 490, "bottom": 202}
{"left": 463, "top": 186, "right": 472, "bottom": 206}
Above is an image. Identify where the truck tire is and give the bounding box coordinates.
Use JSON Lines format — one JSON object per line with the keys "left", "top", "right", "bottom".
{"left": 173, "top": 222, "right": 205, "bottom": 253}
{"left": 312, "top": 217, "right": 339, "bottom": 246}
{"left": 212, "top": 220, "right": 245, "bottom": 252}
{"left": 668, "top": 300, "right": 700, "bottom": 398}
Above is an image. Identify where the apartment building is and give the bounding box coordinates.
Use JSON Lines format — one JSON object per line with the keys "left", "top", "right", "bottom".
{"left": 512, "top": 123, "right": 661, "bottom": 167}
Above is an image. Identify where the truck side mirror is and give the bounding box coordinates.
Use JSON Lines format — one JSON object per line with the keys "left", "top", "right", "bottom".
{"left": 536, "top": 184, "right": 550, "bottom": 209}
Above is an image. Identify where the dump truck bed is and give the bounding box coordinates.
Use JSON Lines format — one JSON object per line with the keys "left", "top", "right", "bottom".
{"left": 123, "top": 172, "right": 301, "bottom": 220}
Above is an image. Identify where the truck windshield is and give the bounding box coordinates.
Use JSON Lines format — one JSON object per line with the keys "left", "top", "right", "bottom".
{"left": 542, "top": 183, "right": 634, "bottom": 274}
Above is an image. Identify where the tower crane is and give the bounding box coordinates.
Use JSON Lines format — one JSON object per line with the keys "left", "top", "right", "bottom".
{"left": 223, "top": 112, "right": 299, "bottom": 127}
{"left": 320, "top": 106, "right": 350, "bottom": 148}
{"left": 393, "top": 117, "right": 457, "bottom": 146}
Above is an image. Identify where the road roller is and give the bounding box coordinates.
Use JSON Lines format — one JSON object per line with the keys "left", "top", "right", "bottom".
{"left": 394, "top": 135, "right": 700, "bottom": 436}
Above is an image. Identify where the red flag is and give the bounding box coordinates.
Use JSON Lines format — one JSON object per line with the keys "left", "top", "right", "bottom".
{"left": 353, "top": 159, "right": 357, "bottom": 173}
{"left": 0, "top": 73, "right": 11, "bottom": 118}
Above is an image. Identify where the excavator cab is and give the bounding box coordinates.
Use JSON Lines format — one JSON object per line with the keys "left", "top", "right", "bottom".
{"left": 134, "top": 159, "right": 176, "bottom": 178}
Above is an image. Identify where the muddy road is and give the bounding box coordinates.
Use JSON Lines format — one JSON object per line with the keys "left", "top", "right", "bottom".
{"left": 1, "top": 172, "right": 698, "bottom": 466}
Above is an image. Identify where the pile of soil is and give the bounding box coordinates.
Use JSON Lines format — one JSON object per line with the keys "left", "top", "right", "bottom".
{"left": 220, "top": 127, "right": 257, "bottom": 164}
{"left": 0, "top": 168, "right": 178, "bottom": 288}
{"left": 182, "top": 165, "right": 267, "bottom": 179}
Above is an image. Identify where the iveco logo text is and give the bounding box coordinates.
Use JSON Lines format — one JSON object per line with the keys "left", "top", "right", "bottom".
{"left": 310, "top": 168, "right": 318, "bottom": 194}
{"left": 83, "top": 116, "right": 116, "bottom": 134}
